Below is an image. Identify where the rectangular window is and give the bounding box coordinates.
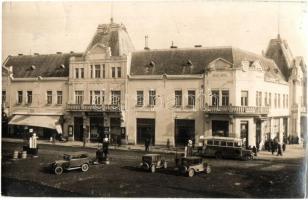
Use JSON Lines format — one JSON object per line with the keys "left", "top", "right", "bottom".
{"left": 95, "top": 65, "right": 101, "bottom": 78}
{"left": 111, "top": 91, "right": 121, "bottom": 105}
{"left": 211, "top": 90, "right": 219, "bottom": 106}
{"left": 278, "top": 94, "right": 280, "bottom": 108}
{"left": 57, "top": 91, "right": 62, "bottom": 105}
{"left": 256, "top": 91, "right": 262, "bottom": 106}
{"left": 75, "top": 68, "right": 79, "bottom": 79}
{"left": 269, "top": 93, "right": 272, "bottom": 107}
{"left": 137, "top": 91, "right": 144, "bottom": 106}
{"left": 112, "top": 67, "right": 116, "bottom": 78}
{"left": 80, "top": 68, "right": 84, "bottom": 79}
{"left": 188, "top": 90, "right": 196, "bottom": 106}
{"left": 259, "top": 92, "right": 262, "bottom": 106}
{"left": 47, "top": 91, "right": 52, "bottom": 104}
{"left": 286, "top": 94, "right": 288, "bottom": 107}
{"left": 90, "top": 65, "right": 93, "bottom": 78}
{"left": 102, "top": 64, "right": 106, "bottom": 78}
{"left": 283, "top": 94, "right": 285, "bottom": 108}
{"left": 17, "top": 91, "right": 23, "bottom": 104}
{"left": 27, "top": 91, "right": 32, "bottom": 104}
{"left": 221, "top": 90, "right": 229, "bottom": 106}
{"left": 2, "top": 91, "right": 6, "bottom": 104}
{"left": 117, "top": 67, "right": 121, "bottom": 78}
{"left": 149, "top": 90, "right": 156, "bottom": 106}
{"left": 241, "top": 91, "right": 248, "bottom": 106}
{"left": 75, "top": 90, "right": 84, "bottom": 104}
{"left": 265, "top": 92, "right": 268, "bottom": 106}
{"left": 274, "top": 93, "right": 277, "bottom": 108}
{"left": 174, "top": 90, "right": 182, "bottom": 107}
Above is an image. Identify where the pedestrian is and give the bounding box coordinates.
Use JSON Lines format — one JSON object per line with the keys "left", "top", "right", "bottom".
{"left": 187, "top": 139, "right": 193, "bottom": 156}
{"left": 282, "top": 143, "right": 286, "bottom": 152}
{"left": 103, "top": 136, "right": 109, "bottom": 158}
{"left": 145, "top": 138, "right": 150, "bottom": 152}
{"left": 277, "top": 143, "right": 283, "bottom": 156}
{"left": 271, "top": 140, "right": 275, "bottom": 155}
{"left": 252, "top": 146, "right": 257, "bottom": 156}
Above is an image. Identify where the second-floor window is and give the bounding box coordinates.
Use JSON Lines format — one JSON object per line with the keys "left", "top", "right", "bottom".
{"left": 274, "top": 93, "right": 277, "bottom": 108}
{"left": 80, "top": 68, "right": 84, "bottom": 78}
{"left": 27, "top": 91, "right": 32, "bottom": 104}
{"left": 90, "top": 90, "right": 104, "bottom": 105}
{"left": 286, "top": 94, "right": 288, "bottom": 107}
{"left": 47, "top": 91, "right": 52, "bottom": 104}
{"left": 95, "top": 65, "right": 101, "bottom": 78}
{"left": 57, "top": 91, "right": 63, "bottom": 105}
{"left": 241, "top": 91, "right": 248, "bottom": 106}
{"left": 17, "top": 91, "right": 23, "bottom": 104}
{"left": 188, "top": 90, "right": 195, "bottom": 106}
{"left": 256, "top": 91, "right": 262, "bottom": 106}
{"left": 112, "top": 67, "right": 116, "bottom": 78}
{"left": 283, "top": 94, "right": 285, "bottom": 108}
{"left": 102, "top": 64, "right": 106, "bottom": 78}
{"left": 269, "top": 92, "right": 272, "bottom": 107}
{"left": 90, "top": 65, "right": 93, "bottom": 78}
{"left": 265, "top": 92, "right": 268, "bottom": 106}
{"left": 2, "top": 91, "right": 6, "bottom": 104}
{"left": 111, "top": 91, "right": 121, "bottom": 105}
{"left": 117, "top": 67, "right": 121, "bottom": 78}
{"left": 211, "top": 90, "right": 219, "bottom": 106}
{"left": 278, "top": 94, "right": 281, "bottom": 108}
{"left": 222, "top": 90, "right": 229, "bottom": 106}
{"left": 149, "top": 90, "right": 156, "bottom": 106}
{"left": 75, "top": 68, "right": 79, "bottom": 79}
{"left": 75, "top": 90, "right": 84, "bottom": 104}
{"left": 137, "top": 91, "right": 144, "bottom": 106}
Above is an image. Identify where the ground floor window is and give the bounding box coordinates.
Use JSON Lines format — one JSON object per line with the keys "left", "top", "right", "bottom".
{"left": 212, "top": 120, "right": 229, "bottom": 137}
{"left": 175, "top": 119, "right": 195, "bottom": 146}
{"left": 136, "top": 118, "right": 155, "bottom": 145}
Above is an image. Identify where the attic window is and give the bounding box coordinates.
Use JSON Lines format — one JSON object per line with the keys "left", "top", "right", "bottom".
{"left": 31, "top": 65, "right": 36, "bottom": 70}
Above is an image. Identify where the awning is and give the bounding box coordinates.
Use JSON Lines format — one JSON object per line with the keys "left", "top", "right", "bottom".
{"left": 9, "top": 115, "right": 62, "bottom": 133}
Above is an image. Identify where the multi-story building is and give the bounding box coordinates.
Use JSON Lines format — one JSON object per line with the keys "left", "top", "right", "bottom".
{"left": 2, "top": 53, "right": 80, "bottom": 138}
{"left": 127, "top": 35, "right": 306, "bottom": 147}
{"left": 64, "top": 19, "right": 134, "bottom": 142}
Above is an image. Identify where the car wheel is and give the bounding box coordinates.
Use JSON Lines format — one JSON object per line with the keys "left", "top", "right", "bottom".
{"left": 215, "top": 152, "right": 222, "bottom": 159}
{"left": 81, "top": 163, "right": 89, "bottom": 172}
{"left": 163, "top": 161, "right": 168, "bottom": 169}
{"left": 54, "top": 166, "right": 63, "bottom": 175}
{"left": 151, "top": 165, "right": 156, "bottom": 173}
{"left": 205, "top": 165, "right": 211, "bottom": 174}
{"left": 188, "top": 169, "right": 195, "bottom": 177}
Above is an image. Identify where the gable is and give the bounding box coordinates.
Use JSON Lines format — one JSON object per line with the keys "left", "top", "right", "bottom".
{"left": 208, "top": 58, "right": 232, "bottom": 70}
{"left": 86, "top": 44, "right": 111, "bottom": 60}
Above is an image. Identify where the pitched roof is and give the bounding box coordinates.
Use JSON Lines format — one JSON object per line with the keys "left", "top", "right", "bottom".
{"left": 85, "top": 22, "right": 135, "bottom": 57}
{"left": 130, "top": 46, "right": 286, "bottom": 82}
{"left": 4, "top": 53, "right": 82, "bottom": 78}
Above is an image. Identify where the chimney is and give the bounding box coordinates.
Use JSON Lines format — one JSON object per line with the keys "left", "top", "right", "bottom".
{"left": 18, "top": 53, "right": 23, "bottom": 56}
{"left": 170, "top": 41, "right": 177, "bottom": 49}
{"left": 70, "top": 51, "right": 74, "bottom": 54}
{"left": 34, "top": 53, "right": 39, "bottom": 56}
{"left": 56, "top": 52, "right": 62, "bottom": 54}
{"left": 144, "top": 35, "right": 150, "bottom": 50}
{"left": 194, "top": 45, "right": 202, "bottom": 48}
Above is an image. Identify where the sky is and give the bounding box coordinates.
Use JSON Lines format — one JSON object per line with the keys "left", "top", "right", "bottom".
{"left": 2, "top": 1, "right": 308, "bottom": 62}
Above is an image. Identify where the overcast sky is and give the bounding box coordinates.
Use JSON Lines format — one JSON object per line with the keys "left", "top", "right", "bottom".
{"left": 2, "top": 1, "right": 308, "bottom": 62}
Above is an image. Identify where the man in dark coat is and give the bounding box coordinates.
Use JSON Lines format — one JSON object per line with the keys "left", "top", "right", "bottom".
{"left": 277, "top": 143, "right": 283, "bottom": 156}
{"left": 145, "top": 138, "right": 150, "bottom": 152}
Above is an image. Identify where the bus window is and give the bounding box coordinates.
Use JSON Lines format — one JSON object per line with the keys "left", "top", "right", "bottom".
{"left": 227, "top": 142, "right": 233, "bottom": 147}
{"left": 214, "top": 140, "right": 219, "bottom": 145}
{"left": 207, "top": 140, "right": 213, "bottom": 145}
{"left": 221, "top": 141, "right": 226, "bottom": 146}
{"left": 235, "top": 142, "right": 241, "bottom": 147}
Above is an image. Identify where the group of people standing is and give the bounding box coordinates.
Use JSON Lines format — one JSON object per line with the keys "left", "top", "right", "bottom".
{"left": 264, "top": 138, "right": 286, "bottom": 156}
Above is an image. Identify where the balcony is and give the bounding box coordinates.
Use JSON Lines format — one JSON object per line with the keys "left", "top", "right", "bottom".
{"left": 204, "top": 105, "right": 269, "bottom": 115}
{"left": 66, "top": 104, "right": 122, "bottom": 112}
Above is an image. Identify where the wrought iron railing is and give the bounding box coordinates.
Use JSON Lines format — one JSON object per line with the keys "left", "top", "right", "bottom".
{"left": 204, "top": 105, "right": 269, "bottom": 115}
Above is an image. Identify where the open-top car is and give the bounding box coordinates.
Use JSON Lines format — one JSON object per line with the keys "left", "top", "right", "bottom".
{"left": 178, "top": 156, "right": 211, "bottom": 177}
{"left": 49, "top": 152, "right": 91, "bottom": 175}
{"left": 140, "top": 154, "right": 167, "bottom": 173}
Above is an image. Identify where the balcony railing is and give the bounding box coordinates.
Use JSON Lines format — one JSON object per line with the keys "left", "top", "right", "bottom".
{"left": 66, "top": 104, "right": 123, "bottom": 112}
{"left": 204, "top": 105, "right": 269, "bottom": 115}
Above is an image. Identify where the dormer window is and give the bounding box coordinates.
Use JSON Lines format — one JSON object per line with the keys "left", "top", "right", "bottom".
{"left": 145, "top": 61, "right": 155, "bottom": 74}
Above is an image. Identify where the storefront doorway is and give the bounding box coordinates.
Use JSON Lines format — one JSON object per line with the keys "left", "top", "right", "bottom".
{"left": 240, "top": 121, "right": 249, "bottom": 147}
{"left": 137, "top": 118, "right": 155, "bottom": 145}
{"left": 175, "top": 119, "right": 195, "bottom": 147}
{"left": 74, "top": 117, "right": 84, "bottom": 141}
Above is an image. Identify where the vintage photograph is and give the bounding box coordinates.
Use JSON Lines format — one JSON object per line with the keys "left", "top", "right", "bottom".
{"left": 1, "top": 1, "right": 307, "bottom": 198}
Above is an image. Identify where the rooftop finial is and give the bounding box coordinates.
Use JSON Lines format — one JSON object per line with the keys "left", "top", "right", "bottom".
{"left": 144, "top": 35, "right": 150, "bottom": 50}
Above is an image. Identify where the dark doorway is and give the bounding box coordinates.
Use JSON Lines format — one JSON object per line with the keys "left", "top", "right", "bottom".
{"left": 90, "top": 117, "right": 104, "bottom": 141}
{"left": 74, "top": 117, "right": 84, "bottom": 141}
{"left": 212, "top": 120, "right": 229, "bottom": 137}
{"left": 283, "top": 118, "right": 288, "bottom": 143}
{"left": 240, "top": 121, "right": 249, "bottom": 147}
{"left": 256, "top": 120, "right": 261, "bottom": 147}
{"left": 110, "top": 118, "right": 121, "bottom": 144}
{"left": 137, "top": 118, "right": 155, "bottom": 145}
{"left": 175, "top": 119, "right": 195, "bottom": 147}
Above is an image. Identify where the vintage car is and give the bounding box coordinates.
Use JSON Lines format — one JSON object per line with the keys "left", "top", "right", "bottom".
{"left": 49, "top": 152, "right": 91, "bottom": 175}
{"left": 178, "top": 156, "right": 211, "bottom": 177}
{"left": 194, "top": 136, "right": 254, "bottom": 161}
{"left": 140, "top": 154, "right": 167, "bottom": 173}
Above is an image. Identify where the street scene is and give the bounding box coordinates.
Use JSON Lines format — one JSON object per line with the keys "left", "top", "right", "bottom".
{"left": 2, "top": 1, "right": 308, "bottom": 198}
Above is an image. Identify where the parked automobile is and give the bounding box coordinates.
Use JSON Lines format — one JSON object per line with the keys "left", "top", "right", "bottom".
{"left": 49, "top": 152, "right": 91, "bottom": 175}
{"left": 178, "top": 156, "right": 211, "bottom": 177}
{"left": 140, "top": 154, "right": 167, "bottom": 173}
{"left": 194, "top": 136, "right": 254, "bottom": 161}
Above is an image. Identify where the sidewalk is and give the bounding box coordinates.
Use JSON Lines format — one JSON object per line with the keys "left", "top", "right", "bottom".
{"left": 1, "top": 138, "right": 181, "bottom": 154}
